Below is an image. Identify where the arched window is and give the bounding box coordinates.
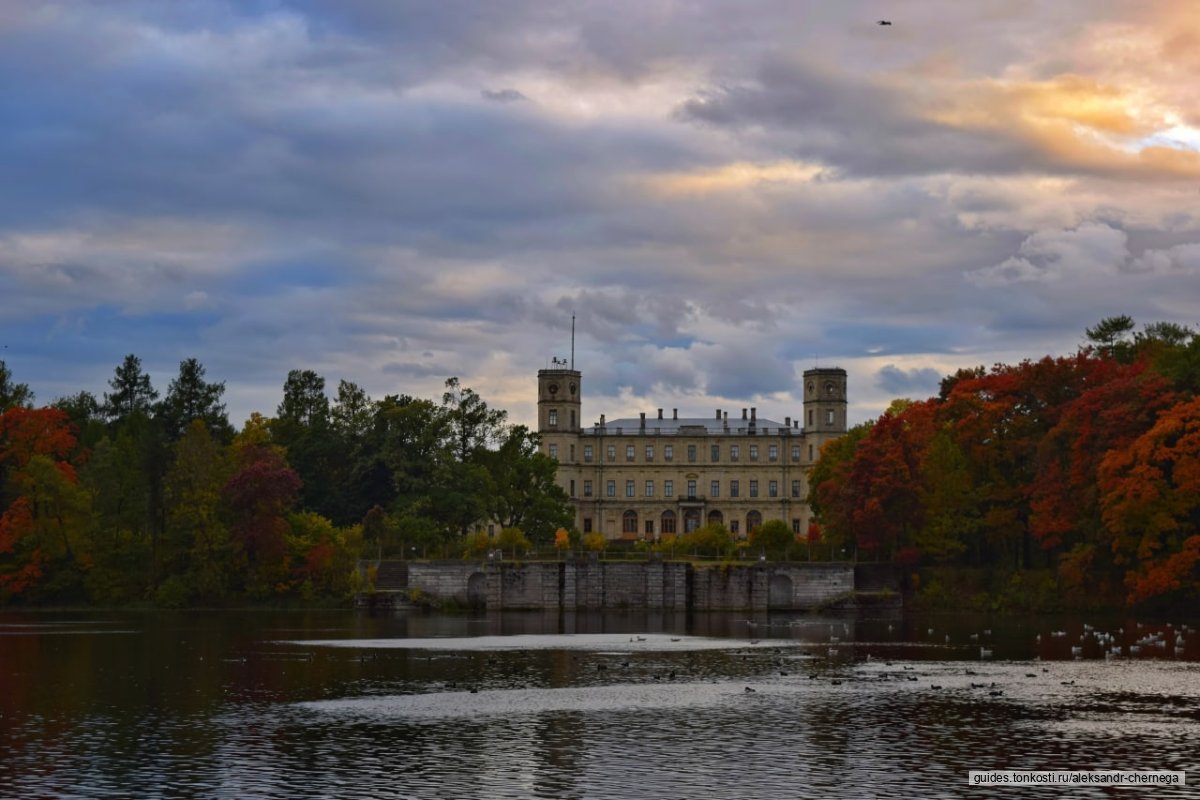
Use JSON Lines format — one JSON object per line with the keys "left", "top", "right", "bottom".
{"left": 684, "top": 508, "right": 702, "bottom": 532}
{"left": 707, "top": 510, "right": 724, "bottom": 527}
{"left": 660, "top": 510, "right": 676, "bottom": 534}
{"left": 622, "top": 510, "right": 638, "bottom": 534}
{"left": 746, "top": 510, "right": 763, "bottom": 533}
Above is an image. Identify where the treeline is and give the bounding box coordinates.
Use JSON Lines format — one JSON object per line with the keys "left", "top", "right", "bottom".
{"left": 0, "top": 357, "right": 571, "bottom": 606}
{"left": 809, "top": 316, "right": 1200, "bottom": 609}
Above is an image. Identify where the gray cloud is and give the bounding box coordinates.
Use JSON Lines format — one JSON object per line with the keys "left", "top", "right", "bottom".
{"left": 875, "top": 365, "right": 944, "bottom": 397}
{"left": 4, "top": 0, "right": 1200, "bottom": 431}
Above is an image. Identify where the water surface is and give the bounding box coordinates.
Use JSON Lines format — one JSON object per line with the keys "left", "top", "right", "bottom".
{"left": 2, "top": 609, "right": 1197, "bottom": 798}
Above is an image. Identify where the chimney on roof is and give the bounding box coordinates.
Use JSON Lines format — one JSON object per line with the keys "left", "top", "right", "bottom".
{"left": 751, "top": 407, "right": 757, "bottom": 421}
{"left": 716, "top": 408, "right": 721, "bottom": 419}
{"left": 794, "top": 420, "right": 799, "bottom": 429}
{"left": 599, "top": 414, "right": 606, "bottom": 427}
{"left": 785, "top": 416, "right": 791, "bottom": 428}
{"left": 673, "top": 408, "right": 678, "bottom": 420}
{"left": 657, "top": 408, "right": 663, "bottom": 419}
{"left": 724, "top": 411, "right": 728, "bottom": 420}
{"left": 742, "top": 408, "right": 747, "bottom": 420}
{"left": 640, "top": 412, "right": 646, "bottom": 430}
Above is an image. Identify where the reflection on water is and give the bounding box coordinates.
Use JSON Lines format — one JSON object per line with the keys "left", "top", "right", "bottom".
{"left": 1, "top": 609, "right": 1198, "bottom": 799}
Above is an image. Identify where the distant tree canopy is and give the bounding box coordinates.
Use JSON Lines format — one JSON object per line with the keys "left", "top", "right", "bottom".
{"left": 0, "top": 359, "right": 573, "bottom": 607}
{"left": 810, "top": 316, "right": 1200, "bottom": 609}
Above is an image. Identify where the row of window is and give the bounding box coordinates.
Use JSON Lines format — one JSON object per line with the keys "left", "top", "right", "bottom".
{"left": 581, "top": 510, "right": 805, "bottom": 536}
{"left": 571, "top": 478, "right": 802, "bottom": 499}
{"left": 567, "top": 442, "right": 817, "bottom": 463}
{"left": 547, "top": 441, "right": 821, "bottom": 463}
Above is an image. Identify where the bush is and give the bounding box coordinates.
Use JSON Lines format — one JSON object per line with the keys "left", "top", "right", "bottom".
{"left": 748, "top": 519, "right": 792, "bottom": 559}
{"left": 494, "top": 527, "right": 532, "bottom": 555}
{"left": 153, "top": 575, "right": 191, "bottom": 609}
{"left": 678, "top": 523, "right": 734, "bottom": 557}
{"left": 582, "top": 532, "right": 607, "bottom": 552}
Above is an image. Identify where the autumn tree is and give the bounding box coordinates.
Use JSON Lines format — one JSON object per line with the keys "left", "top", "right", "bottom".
{"left": 0, "top": 408, "right": 90, "bottom": 601}
{"left": 1099, "top": 396, "right": 1200, "bottom": 606}
{"left": 223, "top": 441, "right": 302, "bottom": 597}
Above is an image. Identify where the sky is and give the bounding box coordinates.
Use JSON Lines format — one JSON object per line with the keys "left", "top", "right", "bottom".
{"left": 3, "top": 0, "right": 1200, "bottom": 430}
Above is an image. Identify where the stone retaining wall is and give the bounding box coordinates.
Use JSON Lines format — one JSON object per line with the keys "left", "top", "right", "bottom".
{"left": 396, "top": 559, "right": 856, "bottom": 611}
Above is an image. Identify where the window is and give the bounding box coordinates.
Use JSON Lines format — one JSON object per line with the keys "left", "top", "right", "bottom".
{"left": 583, "top": 517, "right": 592, "bottom": 533}
{"left": 645, "top": 445, "right": 654, "bottom": 461}
{"left": 730, "top": 445, "right": 740, "bottom": 462}
{"left": 792, "top": 518, "right": 801, "bottom": 533}
{"left": 710, "top": 480, "right": 720, "bottom": 498}
{"left": 826, "top": 409, "right": 835, "bottom": 425}
{"left": 569, "top": 444, "right": 575, "bottom": 461}
{"left": 791, "top": 480, "right": 800, "bottom": 498}
{"left": 791, "top": 445, "right": 800, "bottom": 462}
{"left": 584, "top": 480, "right": 593, "bottom": 497}
{"left": 769, "top": 480, "right": 778, "bottom": 498}
{"left": 645, "top": 520, "right": 654, "bottom": 535}
{"left": 711, "top": 445, "right": 719, "bottom": 462}
{"left": 730, "top": 480, "right": 740, "bottom": 498}
{"left": 750, "top": 480, "right": 759, "bottom": 498}
{"left": 607, "top": 445, "right": 616, "bottom": 461}
{"left": 809, "top": 444, "right": 814, "bottom": 461}
{"left": 626, "top": 480, "right": 635, "bottom": 498}
{"left": 664, "top": 445, "right": 674, "bottom": 461}
{"left": 623, "top": 510, "right": 638, "bottom": 534}
{"left": 548, "top": 409, "right": 558, "bottom": 426}
{"left": 687, "top": 479, "right": 697, "bottom": 497}
{"left": 549, "top": 443, "right": 558, "bottom": 459}
{"left": 570, "top": 479, "right": 575, "bottom": 497}
{"left": 570, "top": 410, "right": 575, "bottom": 429}
{"left": 584, "top": 445, "right": 593, "bottom": 462}
{"left": 808, "top": 410, "right": 814, "bottom": 426}
{"left": 826, "top": 381, "right": 836, "bottom": 396}
{"left": 730, "top": 520, "right": 739, "bottom": 535}
{"left": 687, "top": 444, "right": 697, "bottom": 462}
{"left": 747, "top": 510, "right": 762, "bottom": 532}
{"left": 768, "top": 445, "right": 778, "bottom": 462}
{"left": 661, "top": 511, "right": 676, "bottom": 534}
{"left": 607, "top": 480, "right": 616, "bottom": 497}
{"left": 664, "top": 480, "right": 674, "bottom": 497}
{"left": 626, "top": 444, "right": 635, "bottom": 462}
{"left": 749, "top": 445, "right": 759, "bottom": 462}
{"left": 645, "top": 480, "right": 654, "bottom": 497}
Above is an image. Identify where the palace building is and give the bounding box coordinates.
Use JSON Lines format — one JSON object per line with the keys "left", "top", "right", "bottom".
{"left": 537, "top": 365, "right": 848, "bottom": 540}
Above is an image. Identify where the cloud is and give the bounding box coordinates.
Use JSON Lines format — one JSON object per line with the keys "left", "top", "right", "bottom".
{"left": 875, "top": 365, "right": 944, "bottom": 396}
{"left": 481, "top": 88, "right": 527, "bottom": 103}
{"left": 3, "top": 0, "right": 1200, "bottom": 433}
{"left": 965, "top": 222, "right": 1130, "bottom": 286}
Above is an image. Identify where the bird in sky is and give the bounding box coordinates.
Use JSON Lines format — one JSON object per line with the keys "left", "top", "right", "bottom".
{"left": 877, "top": 20, "right": 892, "bottom": 26}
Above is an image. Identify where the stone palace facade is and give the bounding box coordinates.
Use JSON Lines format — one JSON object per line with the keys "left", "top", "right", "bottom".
{"left": 537, "top": 366, "right": 848, "bottom": 540}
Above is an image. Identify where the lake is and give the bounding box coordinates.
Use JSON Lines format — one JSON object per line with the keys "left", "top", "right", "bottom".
{"left": 1, "top": 608, "right": 1197, "bottom": 798}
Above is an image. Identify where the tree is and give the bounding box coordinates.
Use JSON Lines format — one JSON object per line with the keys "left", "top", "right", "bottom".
{"left": 163, "top": 420, "right": 232, "bottom": 601}
{"left": 748, "top": 519, "right": 793, "bottom": 559}
{"left": 442, "top": 377, "right": 506, "bottom": 463}
{"left": 223, "top": 443, "right": 302, "bottom": 597}
{"left": 484, "top": 425, "right": 572, "bottom": 545}
{"left": 272, "top": 370, "right": 335, "bottom": 519}
{"left": 158, "top": 358, "right": 232, "bottom": 442}
{"left": 1085, "top": 315, "right": 1135, "bottom": 360}
{"left": 103, "top": 354, "right": 159, "bottom": 424}
{"left": 1099, "top": 396, "right": 1200, "bottom": 605}
{"left": 0, "top": 360, "right": 33, "bottom": 412}
{"left": 0, "top": 408, "right": 90, "bottom": 601}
